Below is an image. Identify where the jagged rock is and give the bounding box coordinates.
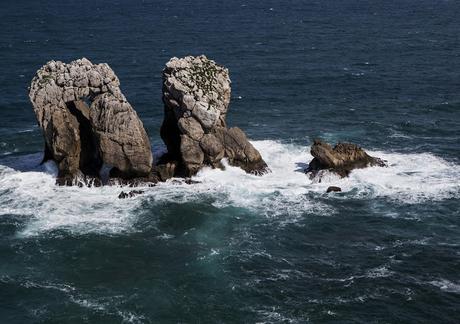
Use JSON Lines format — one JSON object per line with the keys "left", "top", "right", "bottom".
{"left": 184, "top": 179, "right": 201, "bottom": 185}
{"left": 160, "top": 55, "right": 268, "bottom": 177}
{"left": 29, "top": 58, "right": 153, "bottom": 185}
{"left": 118, "top": 190, "right": 144, "bottom": 199}
{"left": 171, "top": 179, "right": 201, "bottom": 185}
{"left": 307, "top": 139, "right": 386, "bottom": 178}
{"left": 153, "top": 157, "right": 180, "bottom": 182}
{"left": 107, "top": 172, "right": 159, "bottom": 187}
{"left": 326, "top": 186, "right": 342, "bottom": 193}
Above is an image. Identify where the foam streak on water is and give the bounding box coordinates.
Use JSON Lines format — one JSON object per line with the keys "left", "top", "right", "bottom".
{"left": 0, "top": 140, "right": 459, "bottom": 236}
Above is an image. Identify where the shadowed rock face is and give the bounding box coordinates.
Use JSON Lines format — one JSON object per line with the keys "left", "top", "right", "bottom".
{"left": 29, "top": 58, "right": 153, "bottom": 185}
{"left": 326, "top": 186, "right": 342, "bottom": 193}
{"left": 307, "top": 139, "right": 386, "bottom": 178}
{"left": 160, "top": 55, "right": 268, "bottom": 177}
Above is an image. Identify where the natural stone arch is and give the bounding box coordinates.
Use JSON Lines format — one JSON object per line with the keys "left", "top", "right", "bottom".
{"left": 29, "top": 58, "right": 153, "bottom": 185}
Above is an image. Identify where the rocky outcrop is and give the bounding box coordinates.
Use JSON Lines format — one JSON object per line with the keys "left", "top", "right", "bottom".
{"left": 118, "top": 190, "right": 144, "bottom": 199}
{"left": 307, "top": 139, "right": 386, "bottom": 178}
{"left": 29, "top": 58, "right": 153, "bottom": 185}
{"left": 160, "top": 55, "right": 268, "bottom": 177}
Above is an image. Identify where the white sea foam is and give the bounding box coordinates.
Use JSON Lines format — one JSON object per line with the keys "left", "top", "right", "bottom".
{"left": 0, "top": 140, "right": 459, "bottom": 236}
{"left": 430, "top": 279, "right": 460, "bottom": 294}
{"left": 345, "top": 150, "right": 460, "bottom": 203}
{"left": 0, "top": 160, "right": 141, "bottom": 237}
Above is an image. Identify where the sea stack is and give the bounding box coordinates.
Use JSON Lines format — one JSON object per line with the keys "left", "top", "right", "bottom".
{"left": 307, "top": 139, "right": 386, "bottom": 178}
{"left": 158, "top": 55, "right": 268, "bottom": 177}
{"left": 29, "top": 58, "right": 153, "bottom": 185}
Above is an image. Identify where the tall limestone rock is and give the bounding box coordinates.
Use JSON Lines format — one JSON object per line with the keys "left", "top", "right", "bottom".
{"left": 160, "top": 55, "right": 268, "bottom": 177}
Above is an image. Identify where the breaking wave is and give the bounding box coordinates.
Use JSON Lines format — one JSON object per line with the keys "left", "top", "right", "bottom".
{"left": 0, "top": 140, "right": 459, "bottom": 236}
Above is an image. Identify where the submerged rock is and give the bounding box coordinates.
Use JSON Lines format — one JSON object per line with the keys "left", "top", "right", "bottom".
{"left": 118, "top": 190, "right": 144, "bottom": 199}
{"left": 160, "top": 55, "right": 268, "bottom": 177}
{"left": 29, "top": 58, "right": 153, "bottom": 185}
{"left": 326, "top": 186, "right": 342, "bottom": 193}
{"left": 307, "top": 139, "right": 386, "bottom": 178}
{"left": 170, "top": 178, "right": 202, "bottom": 185}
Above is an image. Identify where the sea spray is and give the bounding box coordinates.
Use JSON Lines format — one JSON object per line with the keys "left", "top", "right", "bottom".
{"left": 0, "top": 140, "right": 459, "bottom": 237}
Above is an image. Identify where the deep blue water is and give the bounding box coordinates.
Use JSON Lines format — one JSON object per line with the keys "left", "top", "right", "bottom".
{"left": 1, "top": 0, "right": 460, "bottom": 323}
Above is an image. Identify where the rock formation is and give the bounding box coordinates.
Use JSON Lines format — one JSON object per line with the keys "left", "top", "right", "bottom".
{"left": 307, "top": 139, "right": 386, "bottom": 178}
{"left": 118, "top": 190, "right": 144, "bottom": 199}
{"left": 29, "top": 58, "right": 153, "bottom": 185}
{"left": 159, "top": 55, "right": 268, "bottom": 177}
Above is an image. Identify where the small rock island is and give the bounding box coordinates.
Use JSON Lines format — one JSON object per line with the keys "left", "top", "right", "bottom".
{"left": 306, "top": 139, "right": 387, "bottom": 179}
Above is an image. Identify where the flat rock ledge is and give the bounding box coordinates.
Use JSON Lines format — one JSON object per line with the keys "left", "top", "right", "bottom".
{"left": 29, "top": 58, "right": 153, "bottom": 185}
{"left": 306, "top": 139, "right": 386, "bottom": 179}
{"left": 159, "top": 55, "right": 269, "bottom": 178}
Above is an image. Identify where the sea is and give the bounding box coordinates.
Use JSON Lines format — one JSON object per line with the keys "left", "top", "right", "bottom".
{"left": 1, "top": 0, "right": 459, "bottom": 322}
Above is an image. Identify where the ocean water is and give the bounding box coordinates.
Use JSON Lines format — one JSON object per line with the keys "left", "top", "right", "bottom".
{"left": 1, "top": 0, "right": 460, "bottom": 323}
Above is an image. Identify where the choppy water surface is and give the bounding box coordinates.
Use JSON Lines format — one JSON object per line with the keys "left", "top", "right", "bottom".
{"left": 1, "top": 0, "right": 460, "bottom": 322}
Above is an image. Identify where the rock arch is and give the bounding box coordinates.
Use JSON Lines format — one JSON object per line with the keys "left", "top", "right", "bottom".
{"left": 29, "top": 58, "right": 153, "bottom": 185}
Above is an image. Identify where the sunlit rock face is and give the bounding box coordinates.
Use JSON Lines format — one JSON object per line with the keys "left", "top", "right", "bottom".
{"left": 29, "top": 58, "right": 153, "bottom": 185}
{"left": 160, "top": 55, "right": 268, "bottom": 177}
{"left": 306, "top": 139, "right": 387, "bottom": 179}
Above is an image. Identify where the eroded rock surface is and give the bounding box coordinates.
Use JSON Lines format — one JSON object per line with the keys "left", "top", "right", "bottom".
{"left": 29, "top": 58, "right": 153, "bottom": 185}
{"left": 160, "top": 55, "right": 268, "bottom": 176}
{"left": 307, "top": 139, "right": 386, "bottom": 178}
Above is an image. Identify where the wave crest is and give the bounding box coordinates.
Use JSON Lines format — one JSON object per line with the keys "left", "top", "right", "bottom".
{"left": 0, "top": 140, "right": 459, "bottom": 236}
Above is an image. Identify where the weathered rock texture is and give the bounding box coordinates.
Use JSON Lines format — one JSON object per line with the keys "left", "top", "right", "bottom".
{"left": 160, "top": 55, "right": 268, "bottom": 177}
{"left": 29, "top": 58, "right": 153, "bottom": 185}
{"left": 307, "top": 139, "right": 386, "bottom": 178}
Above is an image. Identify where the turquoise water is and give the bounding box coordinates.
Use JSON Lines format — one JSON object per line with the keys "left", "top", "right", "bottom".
{"left": 1, "top": 0, "right": 460, "bottom": 322}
